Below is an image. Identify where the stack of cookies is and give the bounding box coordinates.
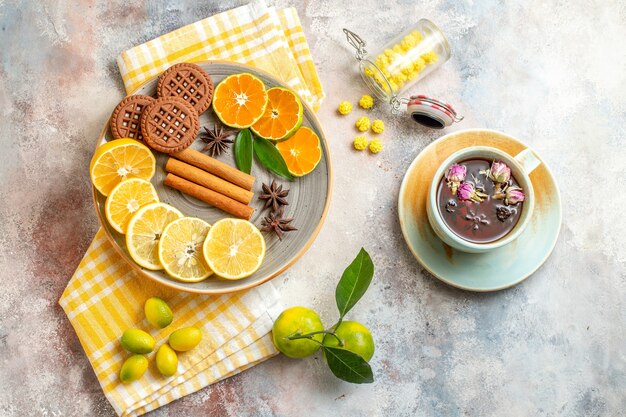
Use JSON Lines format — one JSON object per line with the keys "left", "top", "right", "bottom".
{"left": 109, "top": 63, "right": 214, "bottom": 154}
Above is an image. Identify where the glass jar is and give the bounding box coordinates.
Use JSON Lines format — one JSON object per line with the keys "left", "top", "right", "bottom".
{"left": 345, "top": 20, "right": 462, "bottom": 129}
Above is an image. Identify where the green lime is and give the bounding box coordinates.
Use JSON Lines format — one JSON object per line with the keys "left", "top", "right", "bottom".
{"left": 272, "top": 306, "right": 324, "bottom": 358}
{"left": 168, "top": 327, "right": 202, "bottom": 352}
{"left": 156, "top": 344, "right": 178, "bottom": 376}
{"left": 323, "top": 321, "right": 374, "bottom": 362}
{"left": 119, "top": 354, "right": 148, "bottom": 383}
{"left": 144, "top": 297, "right": 174, "bottom": 329}
{"left": 120, "top": 328, "right": 155, "bottom": 354}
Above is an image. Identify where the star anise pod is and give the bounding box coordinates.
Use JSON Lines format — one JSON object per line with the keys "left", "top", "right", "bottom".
{"left": 198, "top": 124, "right": 235, "bottom": 157}
{"left": 260, "top": 207, "right": 297, "bottom": 241}
{"left": 258, "top": 180, "right": 289, "bottom": 213}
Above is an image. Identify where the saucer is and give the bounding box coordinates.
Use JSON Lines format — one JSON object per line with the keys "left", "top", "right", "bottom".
{"left": 398, "top": 129, "right": 562, "bottom": 291}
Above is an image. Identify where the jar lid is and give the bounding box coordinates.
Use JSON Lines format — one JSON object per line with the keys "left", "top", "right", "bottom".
{"left": 406, "top": 95, "right": 462, "bottom": 129}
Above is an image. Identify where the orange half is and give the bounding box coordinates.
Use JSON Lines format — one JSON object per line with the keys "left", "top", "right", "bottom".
{"left": 251, "top": 87, "right": 303, "bottom": 141}
{"left": 212, "top": 73, "right": 268, "bottom": 128}
{"left": 276, "top": 127, "right": 322, "bottom": 177}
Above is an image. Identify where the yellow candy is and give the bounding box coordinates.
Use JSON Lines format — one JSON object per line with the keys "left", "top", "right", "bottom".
{"left": 401, "top": 65, "right": 415, "bottom": 77}
{"left": 384, "top": 48, "right": 395, "bottom": 58}
{"left": 373, "top": 74, "right": 386, "bottom": 90}
{"left": 400, "top": 37, "right": 416, "bottom": 51}
{"left": 355, "top": 116, "right": 370, "bottom": 132}
{"left": 390, "top": 79, "right": 405, "bottom": 91}
{"left": 371, "top": 120, "right": 385, "bottom": 134}
{"left": 407, "top": 71, "right": 420, "bottom": 81}
{"left": 369, "top": 138, "right": 383, "bottom": 154}
{"left": 364, "top": 67, "right": 374, "bottom": 77}
{"left": 422, "top": 51, "right": 438, "bottom": 64}
{"left": 411, "top": 30, "right": 424, "bottom": 43}
{"left": 392, "top": 73, "right": 407, "bottom": 84}
{"left": 413, "top": 58, "right": 426, "bottom": 72}
{"left": 375, "top": 55, "right": 389, "bottom": 68}
{"left": 392, "top": 45, "right": 403, "bottom": 54}
{"left": 353, "top": 136, "right": 368, "bottom": 151}
{"left": 359, "top": 95, "right": 374, "bottom": 109}
{"left": 337, "top": 101, "right": 353, "bottom": 115}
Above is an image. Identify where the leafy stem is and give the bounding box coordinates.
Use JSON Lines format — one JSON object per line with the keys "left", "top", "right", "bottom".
{"left": 287, "top": 330, "right": 343, "bottom": 347}
{"left": 274, "top": 248, "right": 376, "bottom": 384}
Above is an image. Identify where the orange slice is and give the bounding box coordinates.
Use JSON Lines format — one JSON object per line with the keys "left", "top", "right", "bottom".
{"left": 275, "top": 127, "right": 322, "bottom": 177}
{"left": 251, "top": 87, "right": 303, "bottom": 142}
{"left": 212, "top": 73, "right": 268, "bottom": 128}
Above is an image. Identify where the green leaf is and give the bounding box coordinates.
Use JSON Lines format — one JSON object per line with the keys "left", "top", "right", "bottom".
{"left": 336, "top": 248, "right": 374, "bottom": 318}
{"left": 323, "top": 346, "right": 374, "bottom": 384}
{"left": 234, "top": 129, "right": 253, "bottom": 174}
{"left": 253, "top": 136, "right": 294, "bottom": 181}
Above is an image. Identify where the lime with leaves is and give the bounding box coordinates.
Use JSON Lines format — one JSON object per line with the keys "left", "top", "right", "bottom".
{"left": 323, "top": 321, "right": 375, "bottom": 362}
{"left": 272, "top": 307, "right": 324, "bottom": 358}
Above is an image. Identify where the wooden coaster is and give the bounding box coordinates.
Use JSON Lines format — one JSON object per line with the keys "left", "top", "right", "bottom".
{"left": 109, "top": 95, "right": 155, "bottom": 141}
{"left": 140, "top": 97, "right": 199, "bottom": 154}
{"left": 157, "top": 63, "right": 214, "bottom": 114}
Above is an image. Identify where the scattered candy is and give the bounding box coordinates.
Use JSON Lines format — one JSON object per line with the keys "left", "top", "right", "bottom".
{"left": 359, "top": 95, "right": 374, "bottom": 109}
{"left": 356, "top": 116, "right": 371, "bottom": 132}
{"left": 371, "top": 120, "right": 385, "bottom": 134}
{"left": 353, "top": 136, "right": 368, "bottom": 151}
{"left": 369, "top": 138, "right": 383, "bottom": 154}
{"left": 338, "top": 101, "right": 353, "bottom": 115}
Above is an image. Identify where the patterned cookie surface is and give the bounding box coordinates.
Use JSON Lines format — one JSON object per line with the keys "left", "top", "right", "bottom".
{"left": 157, "top": 63, "right": 214, "bottom": 114}
{"left": 109, "top": 95, "right": 155, "bottom": 141}
{"left": 140, "top": 97, "right": 199, "bottom": 154}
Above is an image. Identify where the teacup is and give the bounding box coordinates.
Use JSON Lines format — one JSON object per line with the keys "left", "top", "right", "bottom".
{"left": 426, "top": 146, "right": 541, "bottom": 253}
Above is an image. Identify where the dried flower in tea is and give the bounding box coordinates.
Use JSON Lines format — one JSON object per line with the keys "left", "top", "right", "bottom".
{"left": 457, "top": 182, "right": 487, "bottom": 203}
{"left": 445, "top": 163, "right": 467, "bottom": 194}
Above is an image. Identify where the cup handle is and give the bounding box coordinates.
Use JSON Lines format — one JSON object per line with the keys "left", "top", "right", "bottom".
{"left": 514, "top": 148, "right": 541, "bottom": 175}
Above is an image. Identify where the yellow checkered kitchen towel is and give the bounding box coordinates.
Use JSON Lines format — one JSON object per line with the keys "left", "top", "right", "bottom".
{"left": 59, "top": 1, "right": 325, "bottom": 415}
{"left": 60, "top": 231, "right": 284, "bottom": 416}
{"left": 117, "top": 0, "right": 324, "bottom": 110}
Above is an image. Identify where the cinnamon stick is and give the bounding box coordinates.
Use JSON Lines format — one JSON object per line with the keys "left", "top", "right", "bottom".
{"left": 164, "top": 173, "right": 254, "bottom": 220}
{"left": 165, "top": 158, "right": 254, "bottom": 205}
{"left": 172, "top": 148, "right": 255, "bottom": 191}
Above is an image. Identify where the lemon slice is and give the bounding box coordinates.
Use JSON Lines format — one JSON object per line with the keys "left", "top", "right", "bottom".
{"left": 105, "top": 178, "right": 159, "bottom": 234}
{"left": 126, "top": 203, "right": 183, "bottom": 270}
{"left": 90, "top": 138, "right": 156, "bottom": 196}
{"left": 202, "top": 218, "right": 266, "bottom": 280}
{"left": 158, "top": 217, "right": 212, "bottom": 282}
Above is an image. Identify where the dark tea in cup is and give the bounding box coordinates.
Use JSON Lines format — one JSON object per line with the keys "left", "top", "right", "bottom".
{"left": 436, "top": 159, "right": 525, "bottom": 244}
